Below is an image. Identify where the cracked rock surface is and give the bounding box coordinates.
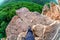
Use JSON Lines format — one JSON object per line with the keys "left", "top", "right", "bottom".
{"left": 6, "top": 6, "right": 60, "bottom": 40}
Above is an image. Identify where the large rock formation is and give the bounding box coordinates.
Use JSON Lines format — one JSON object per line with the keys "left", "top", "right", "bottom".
{"left": 6, "top": 7, "right": 60, "bottom": 40}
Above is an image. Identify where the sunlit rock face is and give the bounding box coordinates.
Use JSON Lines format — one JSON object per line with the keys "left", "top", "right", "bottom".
{"left": 42, "top": 2, "right": 60, "bottom": 20}
{"left": 6, "top": 7, "right": 60, "bottom": 40}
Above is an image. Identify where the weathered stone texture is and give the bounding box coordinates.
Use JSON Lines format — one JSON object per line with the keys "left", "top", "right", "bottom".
{"left": 6, "top": 7, "right": 60, "bottom": 40}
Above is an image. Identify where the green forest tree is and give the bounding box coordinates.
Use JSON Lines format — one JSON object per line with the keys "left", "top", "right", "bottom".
{"left": 4, "top": 0, "right": 57, "bottom": 5}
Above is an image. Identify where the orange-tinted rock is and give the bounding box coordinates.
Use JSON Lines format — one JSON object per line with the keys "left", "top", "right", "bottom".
{"left": 42, "top": 2, "right": 60, "bottom": 20}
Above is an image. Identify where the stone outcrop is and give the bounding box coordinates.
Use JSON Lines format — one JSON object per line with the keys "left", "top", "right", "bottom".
{"left": 42, "top": 2, "right": 60, "bottom": 20}
{"left": 6, "top": 7, "right": 60, "bottom": 40}
{"left": 42, "top": 4, "right": 49, "bottom": 15}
